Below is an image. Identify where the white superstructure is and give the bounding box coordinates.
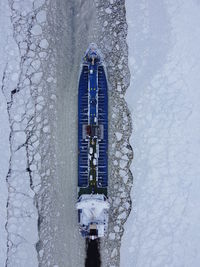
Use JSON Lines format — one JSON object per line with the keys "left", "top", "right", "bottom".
{"left": 76, "top": 194, "right": 109, "bottom": 239}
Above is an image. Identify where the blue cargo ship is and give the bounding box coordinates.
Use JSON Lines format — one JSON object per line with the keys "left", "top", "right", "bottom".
{"left": 76, "top": 44, "right": 109, "bottom": 239}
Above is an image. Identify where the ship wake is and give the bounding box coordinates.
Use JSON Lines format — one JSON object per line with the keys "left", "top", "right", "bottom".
{"left": 85, "top": 238, "right": 101, "bottom": 267}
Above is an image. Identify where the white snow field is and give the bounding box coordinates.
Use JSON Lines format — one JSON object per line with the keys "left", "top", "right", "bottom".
{"left": 121, "top": 0, "right": 200, "bottom": 266}
{"left": 0, "top": 1, "right": 10, "bottom": 264}
{"left": 0, "top": 0, "right": 40, "bottom": 266}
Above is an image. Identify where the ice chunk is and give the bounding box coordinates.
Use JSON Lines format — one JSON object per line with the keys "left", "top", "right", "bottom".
{"left": 111, "top": 248, "right": 117, "bottom": 258}
{"left": 31, "top": 72, "right": 43, "bottom": 83}
{"left": 115, "top": 132, "right": 122, "bottom": 141}
{"left": 119, "top": 159, "right": 127, "bottom": 169}
{"left": 109, "top": 233, "right": 116, "bottom": 240}
{"left": 105, "top": 7, "right": 112, "bottom": 14}
{"left": 36, "top": 10, "right": 46, "bottom": 23}
{"left": 31, "top": 24, "right": 42, "bottom": 35}
{"left": 43, "top": 126, "right": 49, "bottom": 133}
{"left": 117, "top": 83, "right": 121, "bottom": 91}
{"left": 114, "top": 225, "right": 120, "bottom": 232}
{"left": 115, "top": 151, "right": 122, "bottom": 158}
{"left": 118, "top": 211, "right": 127, "bottom": 220}
{"left": 39, "top": 39, "right": 49, "bottom": 49}
{"left": 113, "top": 160, "right": 118, "bottom": 166}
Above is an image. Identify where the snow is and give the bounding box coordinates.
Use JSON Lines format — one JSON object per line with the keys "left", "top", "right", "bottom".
{"left": 0, "top": 31, "right": 10, "bottom": 267}
{"left": 90, "top": 147, "right": 93, "bottom": 154}
{"left": 4, "top": 0, "right": 198, "bottom": 265}
{"left": 0, "top": 0, "right": 56, "bottom": 265}
{"left": 121, "top": 0, "right": 200, "bottom": 266}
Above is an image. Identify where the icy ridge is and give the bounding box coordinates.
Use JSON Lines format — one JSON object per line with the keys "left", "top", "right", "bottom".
{"left": 95, "top": 0, "right": 133, "bottom": 266}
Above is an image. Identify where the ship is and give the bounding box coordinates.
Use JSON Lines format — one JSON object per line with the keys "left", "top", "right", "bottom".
{"left": 76, "top": 43, "right": 109, "bottom": 239}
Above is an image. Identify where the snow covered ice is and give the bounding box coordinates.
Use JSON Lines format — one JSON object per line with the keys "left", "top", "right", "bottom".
{"left": 1, "top": 0, "right": 200, "bottom": 266}
{"left": 121, "top": 0, "right": 200, "bottom": 267}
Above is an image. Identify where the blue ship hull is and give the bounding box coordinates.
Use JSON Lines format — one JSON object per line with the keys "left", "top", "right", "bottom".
{"left": 76, "top": 44, "right": 109, "bottom": 239}
{"left": 78, "top": 46, "right": 108, "bottom": 195}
